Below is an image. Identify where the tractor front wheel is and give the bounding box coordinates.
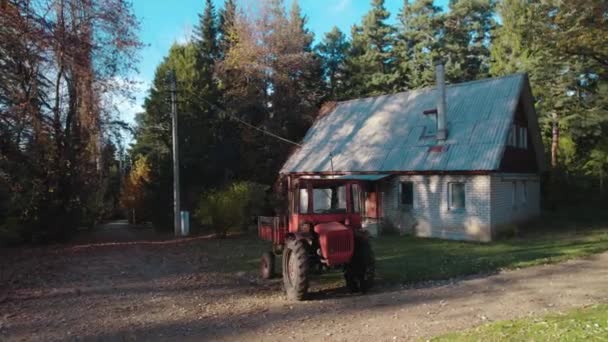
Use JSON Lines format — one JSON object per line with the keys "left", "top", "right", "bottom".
{"left": 260, "top": 251, "right": 275, "bottom": 279}
{"left": 282, "top": 239, "right": 309, "bottom": 300}
{"left": 344, "top": 236, "right": 375, "bottom": 293}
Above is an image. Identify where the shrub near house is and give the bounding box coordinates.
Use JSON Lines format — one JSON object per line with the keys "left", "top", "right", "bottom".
{"left": 195, "top": 182, "right": 268, "bottom": 237}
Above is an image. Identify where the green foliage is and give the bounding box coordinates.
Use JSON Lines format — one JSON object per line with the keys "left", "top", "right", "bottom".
{"left": 345, "top": 0, "right": 398, "bottom": 97}
{"left": 433, "top": 305, "right": 608, "bottom": 341}
{"left": 195, "top": 182, "right": 268, "bottom": 237}
{"left": 120, "top": 155, "right": 152, "bottom": 224}
{"left": 316, "top": 26, "right": 350, "bottom": 100}
{"left": 394, "top": 0, "right": 443, "bottom": 89}
{"left": 443, "top": 0, "right": 496, "bottom": 82}
{"left": 490, "top": 0, "right": 608, "bottom": 201}
{"left": 584, "top": 139, "right": 608, "bottom": 194}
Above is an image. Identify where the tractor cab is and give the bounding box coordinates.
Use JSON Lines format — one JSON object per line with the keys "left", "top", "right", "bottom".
{"left": 289, "top": 178, "right": 364, "bottom": 234}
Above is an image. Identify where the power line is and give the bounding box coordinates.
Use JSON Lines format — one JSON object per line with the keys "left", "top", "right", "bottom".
{"left": 196, "top": 97, "right": 303, "bottom": 148}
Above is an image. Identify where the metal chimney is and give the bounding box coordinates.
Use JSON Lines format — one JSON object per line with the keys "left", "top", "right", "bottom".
{"left": 435, "top": 61, "right": 447, "bottom": 141}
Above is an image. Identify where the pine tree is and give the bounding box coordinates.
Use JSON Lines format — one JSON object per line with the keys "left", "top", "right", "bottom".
{"left": 395, "top": 0, "right": 443, "bottom": 89}
{"left": 489, "top": 0, "right": 539, "bottom": 76}
{"left": 343, "top": 24, "right": 367, "bottom": 97}
{"left": 316, "top": 26, "right": 350, "bottom": 100}
{"left": 218, "top": 0, "right": 237, "bottom": 59}
{"left": 345, "top": 0, "right": 397, "bottom": 97}
{"left": 193, "top": 0, "right": 219, "bottom": 96}
{"left": 443, "top": 0, "right": 496, "bottom": 82}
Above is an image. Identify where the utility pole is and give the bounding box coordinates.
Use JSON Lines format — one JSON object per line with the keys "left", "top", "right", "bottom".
{"left": 169, "top": 70, "right": 181, "bottom": 237}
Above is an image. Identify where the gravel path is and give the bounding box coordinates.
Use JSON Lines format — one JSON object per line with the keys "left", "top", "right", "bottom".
{"left": 1, "top": 221, "right": 607, "bottom": 341}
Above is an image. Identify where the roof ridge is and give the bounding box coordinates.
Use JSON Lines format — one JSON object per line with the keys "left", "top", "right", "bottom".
{"left": 335, "top": 73, "right": 527, "bottom": 106}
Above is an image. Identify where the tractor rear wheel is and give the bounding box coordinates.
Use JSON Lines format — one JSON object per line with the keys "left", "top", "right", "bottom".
{"left": 344, "top": 236, "right": 375, "bottom": 293}
{"left": 282, "top": 239, "right": 309, "bottom": 300}
{"left": 260, "top": 252, "right": 275, "bottom": 279}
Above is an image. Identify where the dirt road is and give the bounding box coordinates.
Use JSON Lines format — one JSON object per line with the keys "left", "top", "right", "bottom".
{"left": 1, "top": 222, "right": 607, "bottom": 341}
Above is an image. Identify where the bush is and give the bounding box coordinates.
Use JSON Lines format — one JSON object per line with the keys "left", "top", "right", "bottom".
{"left": 195, "top": 181, "right": 268, "bottom": 237}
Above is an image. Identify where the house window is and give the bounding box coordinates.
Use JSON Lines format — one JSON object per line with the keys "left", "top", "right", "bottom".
{"left": 400, "top": 181, "right": 414, "bottom": 207}
{"left": 508, "top": 124, "right": 528, "bottom": 149}
{"left": 422, "top": 114, "right": 437, "bottom": 137}
{"left": 449, "top": 182, "right": 465, "bottom": 210}
{"left": 521, "top": 181, "right": 527, "bottom": 204}
{"left": 519, "top": 127, "right": 528, "bottom": 149}
{"left": 508, "top": 124, "right": 516, "bottom": 147}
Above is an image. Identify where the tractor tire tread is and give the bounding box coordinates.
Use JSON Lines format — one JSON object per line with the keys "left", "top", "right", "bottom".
{"left": 283, "top": 239, "right": 309, "bottom": 301}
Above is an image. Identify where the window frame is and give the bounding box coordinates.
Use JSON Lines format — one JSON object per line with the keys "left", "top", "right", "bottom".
{"left": 448, "top": 182, "right": 466, "bottom": 211}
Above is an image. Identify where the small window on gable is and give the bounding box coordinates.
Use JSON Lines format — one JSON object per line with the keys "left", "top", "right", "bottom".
{"left": 400, "top": 181, "right": 414, "bottom": 207}
{"left": 449, "top": 182, "right": 465, "bottom": 210}
{"left": 519, "top": 127, "right": 528, "bottom": 149}
{"left": 508, "top": 124, "right": 516, "bottom": 146}
{"left": 508, "top": 124, "right": 528, "bottom": 149}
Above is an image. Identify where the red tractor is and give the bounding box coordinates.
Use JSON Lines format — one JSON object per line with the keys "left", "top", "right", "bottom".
{"left": 258, "top": 177, "right": 375, "bottom": 300}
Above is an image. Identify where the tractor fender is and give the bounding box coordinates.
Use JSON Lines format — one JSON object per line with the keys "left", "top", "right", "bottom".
{"left": 285, "top": 232, "right": 314, "bottom": 246}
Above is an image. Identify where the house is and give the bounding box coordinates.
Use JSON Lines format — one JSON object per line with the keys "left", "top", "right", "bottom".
{"left": 280, "top": 64, "right": 546, "bottom": 242}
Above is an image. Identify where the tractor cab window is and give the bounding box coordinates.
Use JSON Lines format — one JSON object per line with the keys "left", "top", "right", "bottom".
{"left": 312, "top": 185, "right": 347, "bottom": 214}
{"left": 299, "top": 188, "right": 309, "bottom": 214}
{"left": 351, "top": 184, "right": 362, "bottom": 213}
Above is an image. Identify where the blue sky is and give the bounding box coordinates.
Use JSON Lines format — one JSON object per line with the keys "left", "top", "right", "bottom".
{"left": 122, "top": 0, "right": 450, "bottom": 129}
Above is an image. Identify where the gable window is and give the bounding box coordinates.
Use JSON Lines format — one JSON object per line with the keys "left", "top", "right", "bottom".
{"left": 400, "top": 181, "right": 414, "bottom": 207}
{"left": 508, "top": 124, "right": 528, "bottom": 149}
{"left": 448, "top": 182, "right": 465, "bottom": 210}
{"left": 508, "top": 124, "right": 516, "bottom": 146}
{"left": 519, "top": 127, "right": 528, "bottom": 149}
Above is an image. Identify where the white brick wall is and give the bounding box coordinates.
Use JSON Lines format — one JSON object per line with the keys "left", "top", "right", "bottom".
{"left": 380, "top": 175, "right": 492, "bottom": 241}
{"left": 490, "top": 173, "right": 541, "bottom": 234}
{"left": 379, "top": 173, "right": 541, "bottom": 242}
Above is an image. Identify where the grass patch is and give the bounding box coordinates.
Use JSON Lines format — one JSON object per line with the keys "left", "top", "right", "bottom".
{"left": 432, "top": 304, "right": 608, "bottom": 341}
{"left": 373, "top": 227, "right": 608, "bottom": 284}
{"left": 374, "top": 209, "right": 608, "bottom": 284}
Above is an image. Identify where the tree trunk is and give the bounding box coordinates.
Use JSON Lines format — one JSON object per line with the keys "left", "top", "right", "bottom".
{"left": 551, "top": 112, "right": 559, "bottom": 168}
